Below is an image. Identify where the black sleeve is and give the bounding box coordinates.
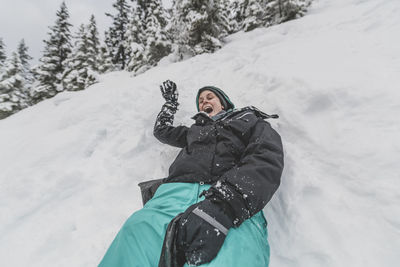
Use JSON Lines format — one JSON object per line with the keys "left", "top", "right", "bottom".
{"left": 153, "top": 102, "right": 188, "bottom": 148}
{"left": 204, "top": 119, "right": 284, "bottom": 226}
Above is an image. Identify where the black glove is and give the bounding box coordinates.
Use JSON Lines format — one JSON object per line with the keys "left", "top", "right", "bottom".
{"left": 176, "top": 199, "right": 234, "bottom": 266}
{"left": 160, "top": 80, "right": 178, "bottom": 103}
{"left": 159, "top": 213, "right": 186, "bottom": 267}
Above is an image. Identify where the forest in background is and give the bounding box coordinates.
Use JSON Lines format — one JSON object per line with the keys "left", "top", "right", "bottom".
{"left": 0, "top": 0, "right": 311, "bottom": 119}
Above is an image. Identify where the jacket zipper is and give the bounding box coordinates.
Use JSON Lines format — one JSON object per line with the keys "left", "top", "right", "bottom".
{"left": 209, "top": 123, "right": 218, "bottom": 177}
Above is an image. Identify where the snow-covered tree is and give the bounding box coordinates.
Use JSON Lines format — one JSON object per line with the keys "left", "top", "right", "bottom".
{"left": 126, "top": 2, "right": 146, "bottom": 72}
{"left": 0, "top": 52, "right": 30, "bottom": 119}
{"left": 0, "top": 38, "right": 6, "bottom": 72}
{"left": 97, "top": 45, "right": 115, "bottom": 74}
{"left": 240, "top": 0, "right": 266, "bottom": 32}
{"left": 105, "top": 0, "right": 131, "bottom": 70}
{"left": 230, "top": 0, "right": 311, "bottom": 32}
{"left": 265, "top": 0, "right": 311, "bottom": 25}
{"left": 171, "top": 0, "right": 230, "bottom": 57}
{"left": 17, "top": 39, "right": 34, "bottom": 87}
{"left": 142, "top": 0, "right": 171, "bottom": 66}
{"left": 86, "top": 15, "right": 101, "bottom": 72}
{"left": 89, "top": 15, "right": 115, "bottom": 73}
{"left": 17, "top": 39, "right": 32, "bottom": 70}
{"left": 229, "top": 0, "right": 243, "bottom": 33}
{"left": 220, "top": 0, "right": 234, "bottom": 34}
{"left": 127, "top": 0, "right": 172, "bottom": 73}
{"left": 32, "top": 1, "right": 73, "bottom": 103}
{"left": 63, "top": 24, "right": 98, "bottom": 91}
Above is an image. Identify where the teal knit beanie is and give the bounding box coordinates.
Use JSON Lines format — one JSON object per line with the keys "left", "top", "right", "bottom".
{"left": 196, "top": 86, "right": 235, "bottom": 112}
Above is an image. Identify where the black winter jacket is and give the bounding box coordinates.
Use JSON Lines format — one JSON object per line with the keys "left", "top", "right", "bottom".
{"left": 153, "top": 105, "right": 284, "bottom": 225}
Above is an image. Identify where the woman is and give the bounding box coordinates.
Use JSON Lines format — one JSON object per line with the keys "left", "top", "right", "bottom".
{"left": 99, "top": 80, "right": 284, "bottom": 267}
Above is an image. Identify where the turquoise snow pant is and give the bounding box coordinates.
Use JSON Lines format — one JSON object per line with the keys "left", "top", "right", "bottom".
{"left": 99, "top": 182, "right": 270, "bottom": 267}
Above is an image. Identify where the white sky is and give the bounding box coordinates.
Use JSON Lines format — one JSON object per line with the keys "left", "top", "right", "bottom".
{"left": 0, "top": 0, "right": 172, "bottom": 65}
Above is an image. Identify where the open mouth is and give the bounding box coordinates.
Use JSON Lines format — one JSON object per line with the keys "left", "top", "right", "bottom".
{"left": 204, "top": 106, "right": 213, "bottom": 114}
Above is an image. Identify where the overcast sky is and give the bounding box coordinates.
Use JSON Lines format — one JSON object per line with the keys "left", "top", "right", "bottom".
{"left": 0, "top": 0, "right": 172, "bottom": 65}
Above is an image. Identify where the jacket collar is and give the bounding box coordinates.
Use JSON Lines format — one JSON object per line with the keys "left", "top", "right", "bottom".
{"left": 191, "top": 106, "right": 279, "bottom": 125}
{"left": 191, "top": 112, "right": 215, "bottom": 125}
{"left": 191, "top": 110, "right": 230, "bottom": 122}
{"left": 218, "top": 106, "right": 279, "bottom": 121}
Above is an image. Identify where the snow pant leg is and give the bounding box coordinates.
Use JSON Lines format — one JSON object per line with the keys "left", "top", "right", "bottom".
{"left": 98, "top": 183, "right": 201, "bottom": 267}
{"left": 183, "top": 211, "right": 270, "bottom": 267}
{"left": 98, "top": 208, "right": 169, "bottom": 267}
{"left": 99, "top": 182, "right": 270, "bottom": 267}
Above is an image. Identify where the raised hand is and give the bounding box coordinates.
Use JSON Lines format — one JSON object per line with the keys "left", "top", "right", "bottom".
{"left": 160, "top": 80, "right": 178, "bottom": 103}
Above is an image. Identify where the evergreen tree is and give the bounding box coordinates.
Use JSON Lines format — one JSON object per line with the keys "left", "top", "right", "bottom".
{"left": 105, "top": 0, "right": 131, "bottom": 70}
{"left": 17, "top": 39, "right": 34, "bottom": 86}
{"left": 171, "top": 0, "right": 229, "bottom": 57}
{"left": 32, "top": 1, "right": 72, "bottom": 103}
{"left": 63, "top": 24, "right": 98, "bottom": 91}
{"left": 235, "top": 0, "right": 312, "bottom": 32}
{"left": 126, "top": 2, "right": 146, "bottom": 72}
{"left": 214, "top": 0, "right": 231, "bottom": 39}
{"left": 86, "top": 15, "right": 101, "bottom": 72}
{"left": 142, "top": 0, "right": 171, "bottom": 66}
{"left": 0, "top": 38, "right": 6, "bottom": 72}
{"left": 220, "top": 0, "right": 234, "bottom": 34}
{"left": 240, "top": 0, "right": 266, "bottom": 32}
{"left": 229, "top": 0, "right": 243, "bottom": 33}
{"left": 97, "top": 44, "right": 115, "bottom": 74}
{"left": 264, "top": 0, "right": 311, "bottom": 25}
{"left": 127, "top": 0, "right": 172, "bottom": 73}
{"left": 0, "top": 52, "right": 29, "bottom": 119}
{"left": 17, "top": 39, "right": 32, "bottom": 69}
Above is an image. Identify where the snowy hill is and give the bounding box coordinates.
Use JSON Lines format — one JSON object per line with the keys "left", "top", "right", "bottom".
{"left": 1, "top": 0, "right": 399, "bottom": 266}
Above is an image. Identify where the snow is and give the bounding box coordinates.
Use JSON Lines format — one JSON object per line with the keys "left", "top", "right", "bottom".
{"left": 1, "top": 0, "right": 399, "bottom": 266}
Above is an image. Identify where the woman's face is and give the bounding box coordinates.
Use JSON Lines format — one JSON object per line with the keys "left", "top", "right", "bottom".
{"left": 198, "top": 90, "right": 224, "bottom": 117}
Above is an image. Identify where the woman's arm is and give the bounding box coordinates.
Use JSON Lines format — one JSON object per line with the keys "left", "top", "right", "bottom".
{"left": 153, "top": 80, "right": 188, "bottom": 148}
{"left": 153, "top": 103, "right": 188, "bottom": 148}
{"left": 203, "top": 118, "right": 284, "bottom": 226}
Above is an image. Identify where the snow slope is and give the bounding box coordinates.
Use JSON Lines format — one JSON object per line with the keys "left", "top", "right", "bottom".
{"left": 1, "top": 0, "right": 399, "bottom": 266}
